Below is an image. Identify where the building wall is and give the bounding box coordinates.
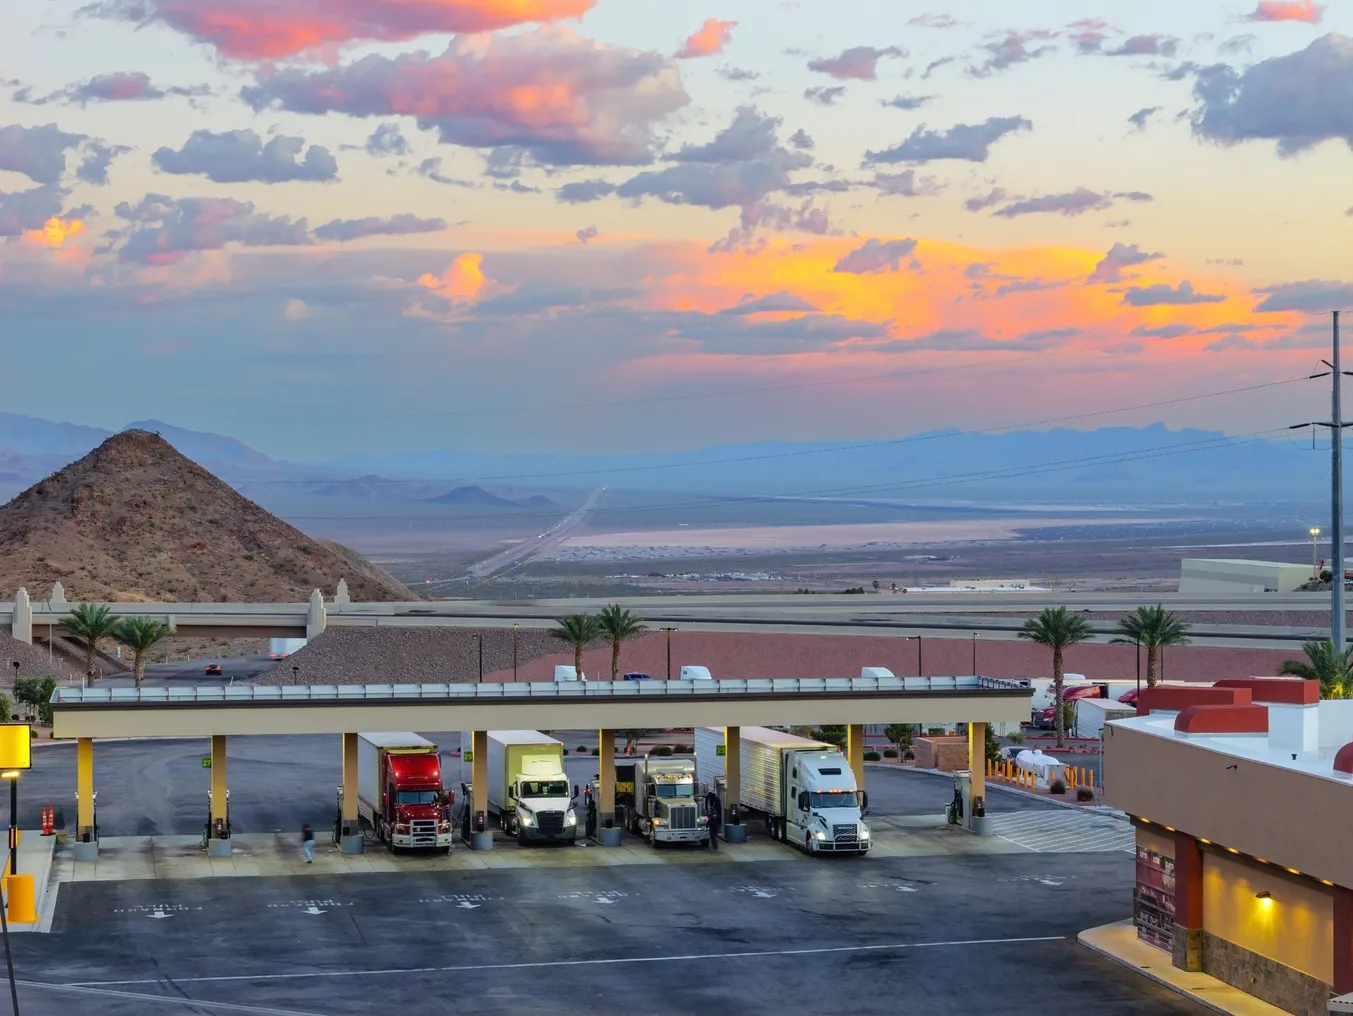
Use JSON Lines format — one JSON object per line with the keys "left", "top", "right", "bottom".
{"left": 1178, "top": 559, "right": 1311, "bottom": 594}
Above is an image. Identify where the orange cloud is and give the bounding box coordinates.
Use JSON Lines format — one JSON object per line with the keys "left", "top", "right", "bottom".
{"left": 23, "top": 217, "right": 86, "bottom": 249}
{"left": 1246, "top": 0, "right": 1323, "bottom": 22}
{"left": 676, "top": 18, "right": 737, "bottom": 59}
{"left": 128, "top": 0, "right": 597, "bottom": 59}
{"left": 418, "top": 252, "right": 495, "bottom": 304}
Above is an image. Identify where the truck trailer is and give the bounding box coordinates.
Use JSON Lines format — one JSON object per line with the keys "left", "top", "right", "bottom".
{"left": 696, "top": 726, "right": 870, "bottom": 855}
{"left": 357, "top": 732, "right": 454, "bottom": 853}
{"left": 461, "top": 730, "right": 578, "bottom": 845}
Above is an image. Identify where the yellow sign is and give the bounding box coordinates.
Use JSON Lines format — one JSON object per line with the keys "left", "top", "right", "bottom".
{"left": 0, "top": 724, "right": 31, "bottom": 771}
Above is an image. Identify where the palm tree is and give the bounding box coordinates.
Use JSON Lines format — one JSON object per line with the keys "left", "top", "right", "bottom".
{"left": 114, "top": 616, "right": 175, "bottom": 688}
{"left": 549, "top": 613, "right": 600, "bottom": 681}
{"left": 1110, "top": 605, "right": 1192, "bottom": 688}
{"left": 61, "top": 603, "right": 121, "bottom": 682}
{"left": 1019, "top": 606, "right": 1093, "bottom": 747}
{"left": 1279, "top": 640, "right": 1353, "bottom": 699}
{"left": 596, "top": 604, "right": 648, "bottom": 682}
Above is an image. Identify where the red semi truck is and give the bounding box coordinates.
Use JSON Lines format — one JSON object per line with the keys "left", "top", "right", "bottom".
{"left": 357, "top": 732, "right": 454, "bottom": 853}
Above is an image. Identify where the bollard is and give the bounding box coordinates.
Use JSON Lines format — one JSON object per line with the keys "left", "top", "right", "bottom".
{"left": 1088, "top": 769, "right": 1094, "bottom": 790}
{"left": 3, "top": 874, "right": 36, "bottom": 924}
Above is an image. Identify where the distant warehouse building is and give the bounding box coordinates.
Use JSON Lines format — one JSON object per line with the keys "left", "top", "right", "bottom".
{"left": 1179, "top": 558, "right": 1312, "bottom": 594}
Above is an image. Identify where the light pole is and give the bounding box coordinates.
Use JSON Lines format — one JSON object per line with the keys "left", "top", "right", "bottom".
{"left": 1135, "top": 641, "right": 1141, "bottom": 696}
{"left": 916, "top": 635, "right": 923, "bottom": 677}
{"left": 1312, "top": 527, "right": 1323, "bottom": 580}
{"left": 512, "top": 624, "right": 519, "bottom": 681}
{"left": 660, "top": 627, "right": 677, "bottom": 680}
{"left": 971, "top": 632, "right": 979, "bottom": 675}
{"left": 472, "top": 634, "right": 483, "bottom": 681}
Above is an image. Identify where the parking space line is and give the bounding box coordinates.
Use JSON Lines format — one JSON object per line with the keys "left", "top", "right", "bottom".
{"left": 20, "top": 979, "right": 332, "bottom": 1015}
{"left": 69, "top": 935, "right": 1066, "bottom": 988}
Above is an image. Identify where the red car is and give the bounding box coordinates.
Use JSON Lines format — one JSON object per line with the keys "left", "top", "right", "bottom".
{"left": 205, "top": 664, "right": 222, "bottom": 676}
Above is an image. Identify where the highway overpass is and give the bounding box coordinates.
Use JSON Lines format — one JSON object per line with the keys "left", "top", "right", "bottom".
{"left": 5, "top": 583, "right": 1340, "bottom": 650}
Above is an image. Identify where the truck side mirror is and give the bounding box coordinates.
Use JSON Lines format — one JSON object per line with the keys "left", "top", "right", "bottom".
{"left": 507, "top": 785, "right": 516, "bottom": 800}
{"left": 572, "top": 784, "right": 579, "bottom": 799}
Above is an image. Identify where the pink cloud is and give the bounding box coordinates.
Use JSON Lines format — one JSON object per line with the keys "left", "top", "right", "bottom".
{"left": 676, "top": 18, "right": 737, "bottom": 59}
{"left": 88, "top": 0, "right": 598, "bottom": 59}
{"left": 1246, "top": 0, "right": 1324, "bottom": 22}
{"left": 418, "top": 252, "right": 501, "bottom": 304}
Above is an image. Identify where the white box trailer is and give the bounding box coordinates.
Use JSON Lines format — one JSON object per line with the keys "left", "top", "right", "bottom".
{"left": 696, "top": 726, "right": 869, "bottom": 854}
{"left": 1074, "top": 697, "right": 1136, "bottom": 739}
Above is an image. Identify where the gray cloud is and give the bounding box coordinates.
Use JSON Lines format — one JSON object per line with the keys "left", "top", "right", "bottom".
{"left": 1128, "top": 106, "right": 1162, "bottom": 129}
{"left": 993, "top": 188, "right": 1113, "bottom": 218}
{"left": 153, "top": 130, "right": 338, "bottom": 184}
{"left": 0, "top": 185, "right": 67, "bottom": 236}
{"left": 910, "top": 14, "right": 960, "bottom": 29}
{"left": 971, "top": 30, "right": 1057, "bottom": 77}
{"left": 964, "top": 187, "right": 1007, "bottom": 211}
{"left": 1091, "top": 242, "right": 1164, "bottom": 283}
{"left": 1131, "top": 324, "right": 1194, "bottom": 338}
{"left": 312, "top": 214, "right": 446, "bottom": 242}
{"left": 240, "top": 32, "right": 690, "bottom": 167}
{"left": 882, "top": 94, "right": 933, "bottom": 110}
{"left": 804, "top": 86, "right": 847, "bottom": 106}
{"left": 1204, "top": 334, "right": 1256, "bottom": 353}
{"left": 1252, "top": 279, "right": 1353, "bottom": 312}
{"left": 1122, "top": 281, "right": 1226, "bottom": 306}
{"left": 557, "top": 178, "right": 617, "bottom": 203}
{"left": 13, "top": 71, "right": 210, "bottom": 106}
{"left": 576, "top": 226, "right": 598, "bottom": 244}
{"left": 1191, "top": 34, "right": 1353, "bottom": 154}
{"left": 1103, "top": 34, "right": 1178, "bottom": 57}
{"left": 833, "top": 238, "right": 918, "bottom": 274}
{"left": 416, "top": 157, "right": 474, "bottom": 187}
{"left": 788, "top": 129, "right": 815, "bottom": 150}
{"left": 675, "top": 107, "right": 780, "bottom": 163}
{"left": 484, "top": 146, "right": 530, "bottom": 179}
{"left": 674, "top": 311, "right": 891, "bottom": 351}
{"left": 0, "top": 123, "right": 86, "bottom": 185}
{"left": 807, "top": 45, "right": 905, "bottom": 80}
{"left": 884, "top": 326, "right": 1076, "bottom": 353}
{"left": 615, "top": 148, "right": 811, "bottom": 210}
{"left": 76, "top": 141, "right": 128, "bottom": 185}
{"left": 113, "top": 194, "right": 313, "bottom": 264}
{"left": 364, "top": 124, "right": 410, "bottom": 157}
{"left": 864, "top": 116, "right": 1032, "bottom": 164}
{"left": 720, "top": 291, "right": 821, "bottom": 315}
{"left": 872, "top": 170, "right": 943, "bottom": 197}
{"left": 718, "top": 66, "right": 759, "bottom": 81}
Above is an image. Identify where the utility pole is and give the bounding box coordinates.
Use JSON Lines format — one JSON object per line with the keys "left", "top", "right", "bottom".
{"left": 1292, "top": 312, "right": 1351, "bottom": 652}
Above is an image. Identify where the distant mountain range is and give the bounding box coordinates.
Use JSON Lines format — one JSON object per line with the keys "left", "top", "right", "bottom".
{"left": 0, "top": 412, "right": 1335, "bottom": 503}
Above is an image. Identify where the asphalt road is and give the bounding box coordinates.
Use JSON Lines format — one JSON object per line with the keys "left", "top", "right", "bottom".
{"left": 465, "top": 487, "right": 605, "bottom": 580}
{"left": 14, "top": 738, "right": 1062, "bottom": 837}
{"left": 88, "top": 655, "right": 276, "bottom": 690}
{"left": 12, "top": 850, "right": 1206, "bottom": 1015}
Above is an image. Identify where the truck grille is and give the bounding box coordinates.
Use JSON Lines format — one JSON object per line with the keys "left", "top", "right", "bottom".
{"left": 537, "top": 811, "right": 565, "bottom": 835}
{"left": 832, "top": 824, "right": 858, "bottom": 843}
{"left": 410, "top": 819, "right": 438, "bottom": 846}
{"left": 668, "top": 805, "right": 697, "bottom": 830}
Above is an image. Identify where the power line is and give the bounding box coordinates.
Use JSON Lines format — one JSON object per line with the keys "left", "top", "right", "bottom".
{"left": 242, "top": 375, "right": 1307, "bottom": 486}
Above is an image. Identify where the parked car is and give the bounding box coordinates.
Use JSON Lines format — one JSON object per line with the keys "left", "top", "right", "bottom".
{"left": 622, "top": 672, "right": 652, "bottom": 682}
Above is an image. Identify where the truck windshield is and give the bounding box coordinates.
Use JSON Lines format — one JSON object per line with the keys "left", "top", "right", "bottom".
{"left": 654, "top": 782, "right": 692, "bottom": 798}
{"left": 810, "top": 791, "right": 859, "bottom": 809}
{"left": 395, "top": 790, "right": 439, "bottom": 806}
{"left": 519, "top": 780, "right": 569, "bottom": 798}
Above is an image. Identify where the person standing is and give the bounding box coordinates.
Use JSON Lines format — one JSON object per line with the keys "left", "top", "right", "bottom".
{"left": 302, "top": 823, "right": 314, "bottom": 863}
{"left": 705, "top": 789, "right": 721, "bottom": 851}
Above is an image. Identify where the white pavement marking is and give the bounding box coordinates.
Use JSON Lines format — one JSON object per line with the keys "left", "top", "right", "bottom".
{"left": 69, "top": 935, "right": 1067, "bottom": 988}
{"left": 989, "top": 811, "right": 1134, "bottom": 854}
{"left": 20, "top": 980, "right": 332, "bottom": 1015}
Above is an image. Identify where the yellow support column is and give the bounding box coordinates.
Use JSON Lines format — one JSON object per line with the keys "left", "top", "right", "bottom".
{"left": 340, "top": 733, "right": 361, "bottom": 853}
{"left": 846, "top": 724, "right": 866, "bottom": 793}
{"left": 967, "top": 722, "right": 988, "bottom": 834}
{"left": 209, "top": 735, "right": 230, "bottom": 856}
{"left": 725, "top": 726, "right": 741, "bottom": 819}
{"left": 75, "top": 738, "right": 96, "bottom": 860}
{"left": 598, "top": 730, "right": 616, "bottom": 839}
{"left": 469, "top": 730, "right": 489, "bottom": 848}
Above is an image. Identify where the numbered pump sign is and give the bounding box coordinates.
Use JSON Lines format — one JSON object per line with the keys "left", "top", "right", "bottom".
{"left": 0, "top": 723, "right": 32, "bottom": 771}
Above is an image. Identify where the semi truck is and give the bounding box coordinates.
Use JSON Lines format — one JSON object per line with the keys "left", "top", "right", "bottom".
{"left": 461, "top": 730, "right": 579, "bottom": 845}
{"left": 696, "top": 726, "right": 870, "bottom": 855}
{"left": 357, "top": 732, "right": 454, "bottom": 853}
{"left": 589, "top": 755, "right": 709, "bottom": 847}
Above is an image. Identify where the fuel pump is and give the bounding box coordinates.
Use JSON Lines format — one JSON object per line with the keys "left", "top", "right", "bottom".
{"left": 332, "top": 785, "right": 343, "bottom": 844}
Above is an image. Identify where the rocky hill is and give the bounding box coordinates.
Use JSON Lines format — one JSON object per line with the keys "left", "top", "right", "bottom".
{"left": 0, "top": 430, "right": 414, "bottom": 602}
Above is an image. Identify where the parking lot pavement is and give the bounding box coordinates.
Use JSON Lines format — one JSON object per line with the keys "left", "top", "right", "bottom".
{"left": 13, "top": 851, "right": 1208, "bottom": 1016}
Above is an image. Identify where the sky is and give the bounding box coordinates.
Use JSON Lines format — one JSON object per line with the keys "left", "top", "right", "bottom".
{"left": 1, "top": 0, "right": 1352, "bottom": 460}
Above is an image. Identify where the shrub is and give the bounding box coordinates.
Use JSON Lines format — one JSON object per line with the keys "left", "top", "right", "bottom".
{"left": 1008, "top": 731, "right": 1027, "bottom": 745}
{"left": 591, "top": 747, "right": 600, "bottom": 756}
{"left": 882, "top": 748, "right": 898, "bottom": 758}
{"left": 1050, "top": 779, "right": 1067, "bottom": 795}
{"left": 903, "top": 749, "right": 915, "bottom": 760}
{"left": 562, "top": 749, "right": 570, "bottom": 755}
{"left": 674, "top": 744, "right": 691, "bottom": 753}
{"left": 577, "top": 746, "right": 588, "bottom": 753}
{"left": 926, "top": 727, "right": 946, "bottom": 736}
{"left": 0, "top": 692, "right": 10, "bottom": 723}
{"left": 652, "top": 745, "right": 674, "bottom": 756}
{"left": 885, "top": 724, "right": 914, "bottom": 750}
{"left": 863, "top": 751, "right": 881, "bottom": 762}
{"left": 1077, "top": 787, "right": 1094, "bottom": 802}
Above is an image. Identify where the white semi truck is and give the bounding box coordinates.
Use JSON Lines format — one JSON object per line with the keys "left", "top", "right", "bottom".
{"left": 461, "top": 730, "right": 579, "bottom": 845}
{"left": 696, "top": 726, "right": 870, "bottom": 855}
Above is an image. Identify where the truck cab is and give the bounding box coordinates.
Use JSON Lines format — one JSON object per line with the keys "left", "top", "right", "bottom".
{"left": 783, "top": 750, "right": 870, "bottom": 854}
{"left": 506, "top": 771, "right": 577, "bottom": 843}
{"left": 630, "top": 756, "right": 709, "bottom": 847}
{"left": 358, "top": 733, "right": 455, "bottom": 853}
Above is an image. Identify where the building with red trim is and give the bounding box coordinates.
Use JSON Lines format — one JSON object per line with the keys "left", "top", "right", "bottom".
{"left": 1105, "top": 677, "right": 1353, "bottom": 1015}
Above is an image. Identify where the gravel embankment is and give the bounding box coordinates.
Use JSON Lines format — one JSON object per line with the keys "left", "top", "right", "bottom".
{"left": 963, "top": 610, "right": 1335, "bottom": 629}
{"left": 254, "top": 626, "right": 564, "bottom": 685}
{"left": 0, "top": 635, "right": 83, "bottom": 682}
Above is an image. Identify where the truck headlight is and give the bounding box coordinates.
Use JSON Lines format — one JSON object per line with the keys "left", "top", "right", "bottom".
{"left": 859, "top": 827, "right": 870, "bottom": 840}
{"left": 566, "top": 810, "right": 577, "bottom": 826}
{"left": 439, "top": 821, "right": 451, "bottom": 834}
{"left": 814, "top": 831, "right": 827, "bottom": 840}
{"left": 395, "top": 823, "right": 409, "bottom": 835}
{"left": 519, "top": 810, "right": 535, "bottom": 827}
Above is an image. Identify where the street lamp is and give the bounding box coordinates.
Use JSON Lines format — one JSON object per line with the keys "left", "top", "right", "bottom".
{"left": 472, "top": 634, "right": 483, "bottom": 681}
{"left": 660, "top": 627, "right": 677, "bottom": 681}
{"left": 512, "top": 624, "right": 519, "bottom": 682}
{"left": 971, "top": 632, "right": 979, "bottom": 676}
{"left": 1312, "top": 527, "right": 1322, "bottom": 580}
